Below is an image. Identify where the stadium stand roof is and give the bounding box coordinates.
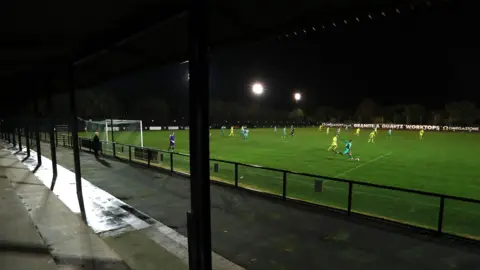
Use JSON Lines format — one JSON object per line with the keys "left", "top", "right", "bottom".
{"left": 0, "top": 0, "right": 465, "bottom": 99}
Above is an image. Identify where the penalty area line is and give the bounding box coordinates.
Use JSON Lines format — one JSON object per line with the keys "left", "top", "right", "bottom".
{"left": 334, "top": 152, "right": 393, "bottom": 178}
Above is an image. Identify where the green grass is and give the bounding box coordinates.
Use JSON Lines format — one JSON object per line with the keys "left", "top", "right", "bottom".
{"left": 78, "top": 128, "right": 480, "bottom": 240}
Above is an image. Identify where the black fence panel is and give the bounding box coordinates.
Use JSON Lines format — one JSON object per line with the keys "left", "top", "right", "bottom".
{"left": 13, "top": 134, "right": 480, "bottom": 242}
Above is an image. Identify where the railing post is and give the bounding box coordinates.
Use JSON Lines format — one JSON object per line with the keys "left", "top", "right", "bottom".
{"left": 129, "top": 145, "right": 132, "bottom": 162}
{"left": 147, "top": 149, "right": 151, "bottom": 167}
{"left": 282, "top": 171, "right": 287, "bottom": 200}
{"left": 63, "top": 136, "right": 66, "bottom": 147}
{"left": 110, "top": 118, "right": 114, "bottom": 148}
{"left": 113, "top": 142, "right": 116, "bottom": 157}
{"left": 234, "top": 163, "right": 238, "bottom": 187}
{"left": 437, "top": 196, "right": 445, "bottom": 233}
{"left": 170, "top": 152, "right": 174, "bottom": 173}
{"left": 348, "top": 182, "right": 353, "bottom": 215}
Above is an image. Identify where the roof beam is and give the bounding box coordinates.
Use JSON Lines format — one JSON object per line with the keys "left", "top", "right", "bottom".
{"left": 73, "top": 10, "right": 187, "bottom": 67}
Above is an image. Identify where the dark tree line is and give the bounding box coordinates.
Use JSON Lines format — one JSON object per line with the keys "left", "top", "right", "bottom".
{"left": 351, "top": 99, "right": 479, "bottom": 125}
{"left": 16, "top": 92, "right": 480, "bottom": 126}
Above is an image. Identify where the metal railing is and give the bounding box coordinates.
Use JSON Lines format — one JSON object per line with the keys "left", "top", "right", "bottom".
{"left": 29, "top": 133, "right": 480, "bottom": 241}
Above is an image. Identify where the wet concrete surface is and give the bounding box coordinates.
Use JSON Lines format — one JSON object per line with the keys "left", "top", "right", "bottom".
{"left": 39, "top": 142, "right": 480, "bottom": 270}
{"left": 1, "top": 146, "right": 132, "bottom": 270}
{"left": 7, "top": 146, "right": 152, "bottom": 235}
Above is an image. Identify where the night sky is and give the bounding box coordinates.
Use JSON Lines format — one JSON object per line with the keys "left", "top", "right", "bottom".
{"left": 96, "top": 0, "right": 477, "bottom": 113}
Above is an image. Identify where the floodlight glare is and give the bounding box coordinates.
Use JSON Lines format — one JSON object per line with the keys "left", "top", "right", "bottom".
{"left": 294, "top": 92, "right": 302, "bottom": 101}
{"left": 252, "top": 83, "right": 264, "bottom": 95}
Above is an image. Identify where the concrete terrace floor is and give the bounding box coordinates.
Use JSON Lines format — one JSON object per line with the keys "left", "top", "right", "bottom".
{"left": 37, "top": 141, "right": 480, "bottom": 270}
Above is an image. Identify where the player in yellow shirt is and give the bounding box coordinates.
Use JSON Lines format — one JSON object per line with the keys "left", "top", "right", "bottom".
{"left": 355, "top": 128, "right": 360, "bottom": 136}
{"left": 419, "top": 129, "right": 424, "bottom": 140}
{"left": 368, "top": 131, "right": 375, "bottom": 143}
{"left": 328, "top": 135, "right": 338, "bottom": 152}
{"left": 229, "top": 126, "right": 235, "bottom": 136}
{"left": 326, "top": 127, "right": 330, "bottom": 135}
{"left": 318, "top": 124, "right": 323, "bottom": 131}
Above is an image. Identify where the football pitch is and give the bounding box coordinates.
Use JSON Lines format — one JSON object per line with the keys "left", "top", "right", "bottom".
{"left": 81, "top": 128, "right": 480, "bottom": 239}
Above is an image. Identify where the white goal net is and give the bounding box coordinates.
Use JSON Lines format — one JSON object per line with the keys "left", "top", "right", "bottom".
{"left": 78, "top": 118, "right": 144, "bottom": 147}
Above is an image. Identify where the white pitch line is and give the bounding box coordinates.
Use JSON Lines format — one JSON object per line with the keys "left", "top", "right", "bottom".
{"left": 335, "top": 152, "right": 392, "bottom": 178}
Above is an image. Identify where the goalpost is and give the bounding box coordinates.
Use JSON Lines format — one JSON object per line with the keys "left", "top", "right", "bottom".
{"left": 78, "top": 118, "right": 144, "bottom": 147}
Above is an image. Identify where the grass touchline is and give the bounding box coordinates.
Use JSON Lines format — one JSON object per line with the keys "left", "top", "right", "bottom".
{"left": 335, "top": 152, "right": 393, "bottom": 178}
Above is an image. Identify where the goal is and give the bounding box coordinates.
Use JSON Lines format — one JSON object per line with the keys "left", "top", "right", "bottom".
{"left": 78, "top": 118, "right": 144, "bottom": 147}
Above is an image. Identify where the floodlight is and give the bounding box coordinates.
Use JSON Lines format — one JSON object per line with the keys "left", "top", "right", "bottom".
{"left": 252, "top": 83, "right": 264, "bottom": 95}
{"left": 294, "top": 92, "right": 301, "bottom": 101}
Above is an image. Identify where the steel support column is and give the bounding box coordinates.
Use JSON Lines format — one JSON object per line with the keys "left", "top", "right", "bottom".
{"left": 69, "top": 65, "right": 87, "bottom": 222}
{"left": 30, "top": 130, "right": 33, "bottom": 148}
{"left": 24, "top": 126, "right": 30, "bottom": 159}
{"left": 12, "top": 126, "right": 16, "bottom": 147}
{"left": 47, "top": 88, "right": 58, "bottom": 191}
{"left": 18, "top": 124, "right": 22, "bottom": 151}
{"left": 187, "top": 0, "right": 212, "bottom": 268}
{"left": 34, "top": 94, "right": 42, "bottom": 169}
